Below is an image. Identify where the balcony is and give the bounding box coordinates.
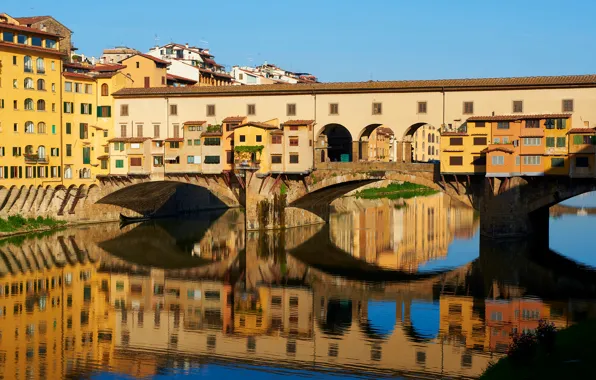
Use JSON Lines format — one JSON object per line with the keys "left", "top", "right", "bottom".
{"left": 234, "top": 160, "right": 260, "bottom": 171}
{"left": 24, "top": 154, "right": 49, "bottom": 164}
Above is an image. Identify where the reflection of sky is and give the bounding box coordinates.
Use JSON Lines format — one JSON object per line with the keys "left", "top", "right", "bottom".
{"left": 367, "top": 301, "right": 396, "bottom": 336}
{"left": 550, "top": 214, "right": 596, "bottom": 269}
{"left": 561, "top": 191, "right": 596, "bottom": 207}
{"left": 417, "top": 230, "right": 480, "bottom": 273}
{"left": 410, "top": 301, "right": 440, "bottom": 339}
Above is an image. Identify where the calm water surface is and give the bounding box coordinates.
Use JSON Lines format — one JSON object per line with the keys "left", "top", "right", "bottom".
{"left": 1, "top": 192, "right": 596, "bottom": 379}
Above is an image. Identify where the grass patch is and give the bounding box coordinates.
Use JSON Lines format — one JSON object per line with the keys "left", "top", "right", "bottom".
{"left": 481, "top": 319, "right": 596, "bottom": 380}
{"left": 354, "top": 182, "right": 437, "bottom": 200}
{"left": 0, "top": 215, "right": 66, "bottom": 233}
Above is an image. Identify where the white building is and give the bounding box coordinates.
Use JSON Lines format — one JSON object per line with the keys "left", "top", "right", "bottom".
{"left": 231, "top": 62, "right": 317, "bottom": 85}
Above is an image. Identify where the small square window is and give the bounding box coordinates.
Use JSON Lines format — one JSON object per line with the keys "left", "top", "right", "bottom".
{"left": 463, "top": 101, "right": 474, "bottom": 114}
{"left": 513, "top": 100, "right": 523, "bottom": 113}
{"left": 562, "top": 99, "right": 574, "bottom": 112}
{"left": 329, "top": 103, "right": 339, "bottom": 115}
{"left": 372, "top": 102, "right": 382, "bottom": 115}
{"left": 417, "top": 101, "right": 427, "bottom": 114}
{"left": 247, "top": 104, "right": 256, "bottom": 116}
{"left": 207, "top": 104, "right": 215, "bottom": 116}
{"left": 287, "top": 103, "right": 296, "bottom": 116}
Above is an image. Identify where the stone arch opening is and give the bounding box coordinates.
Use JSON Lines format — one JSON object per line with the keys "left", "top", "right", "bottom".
{"left": 317, "top": 124, "right": 353, "bottom": 163}
{"left": 318, "top": 299, "right": 353, "bottom": 336}
{"left": 357, "top": 124, "right": 395, "bottom": 162}
{"left": 403, "top": 122, "right": 440, "bottom": 163}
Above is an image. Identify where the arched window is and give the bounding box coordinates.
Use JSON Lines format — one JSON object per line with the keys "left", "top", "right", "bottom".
{"left": 37, "top": 79, "right": 45, "bottom": 91}
{"left": 101, "top": 83, "right": 109, "bottom": 96}
{"left": 38, "top": 146, "right": 46, "bottom": 159}
{"left": 36, "top": 58, "right": 45, "bottom": 73}
{"left": 37, "top": 99, "right": 46, "bottom": 111}
{"left": 428, "top": 133, "right": 431, "bottom": 142}
{"left": 64, "top": 166, "right": 72, "bottom": 179}
{"left": 422, "top": 142, "right": 425, "bottom": 150}
{"left": 428, "top": 146, "right": 432, "bottom": 155}
{"left": 24, "top": 98, "right": 34, "bottom": 110}
{"left": 24, "top": 56, "right": 33, "bottom": 72}
{"left": 431, "top": 146, "right": 435, "bottom": 155}
{"left": 25, "top": 145, "right": 34, "bottom": 155}
{"left": 37, "top": 122, "right": 46, "bottom": 134}
{"left": 24, "top": 77, "right": 33, "bottom": 89}
{"left": 25, "top": 122, "right": 34, "bottom": 134}
{"left": 431, "top": 134, "right": 435, "bottom": 143}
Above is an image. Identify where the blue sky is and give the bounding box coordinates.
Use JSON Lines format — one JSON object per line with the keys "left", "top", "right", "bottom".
{"left": 5, "top": 0, "right": 596, "bottom": 82}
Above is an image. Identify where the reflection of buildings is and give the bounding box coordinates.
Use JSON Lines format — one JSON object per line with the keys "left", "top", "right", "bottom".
{"left": 412, "top": 124, "right": 440, "bottom": 162}
{"left": 330, "top": 193, "right": 478, "bottom": 271}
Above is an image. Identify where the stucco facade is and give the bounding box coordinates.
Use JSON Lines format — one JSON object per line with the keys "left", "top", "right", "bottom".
{"left": 119, "top": 54, "right": 169, "bottom": 88}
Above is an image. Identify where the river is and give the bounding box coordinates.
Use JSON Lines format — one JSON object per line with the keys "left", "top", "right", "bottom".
{"left": 1, "top": 191, "right": 596, "bottom": 379}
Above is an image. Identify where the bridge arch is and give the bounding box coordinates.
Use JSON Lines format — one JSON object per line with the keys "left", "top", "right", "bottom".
{"left": 356, "top": 124, "right": 395, "bottom": 162}
{"left": 403, "top": 122, "right": 441, "bottom": 163}
{"left": 316, "top": 123, "right": 353, "bottom": 163}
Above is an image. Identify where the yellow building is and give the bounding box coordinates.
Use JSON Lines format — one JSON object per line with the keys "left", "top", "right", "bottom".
{"left": 233, "top": 120, "right": 280, "bottom": 174}
{"left": 119, "top": 53, "right": 169, "bottom": 88}
{"left": 222, "top": 116, "right": 247, "bottom": 171}
{"left": 0, "top": 16, "right": 64, "bottom": 185}
{"left": 440, "top": 121, "right": 489, "bottom": 174}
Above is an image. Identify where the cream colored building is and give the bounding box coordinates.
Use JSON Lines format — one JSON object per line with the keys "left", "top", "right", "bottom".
{"left": 412, "top": 124, "right": 440, "bottom": 162}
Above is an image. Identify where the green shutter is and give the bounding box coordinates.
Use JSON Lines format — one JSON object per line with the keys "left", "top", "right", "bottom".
{"left": 97, "top": 106, "right": 102, "bottom": 117}
{"left": 562, "top": 119, "right": 567, "bottom": 129}
{"left": 80, "top": 123, "right": 85, "bottom": 139}
{"left": 83, "top": 147, "right": 90, "bottom": 164}
{"left": 58, "top": 166, "right": 61, "bottom": 177}
{"left": 107, "top": 106, "right": 111, "bottom": 117}
{"left": 18, "top": 166, "right": 22, "bottom": 178}
{"left": 66, "top": 123, "right": 71, "bottom": 134}
{"left": 546, "top": 137, "right": 555, "bottom": 147}
{"left": 37, "top": 166, "right": 41, "bottom": 178}
{"left": 573, "top": 135, "right": 583, "bottom": 145}
{"left": 63, "top": 102, "right": 67, "bottom": 113}
{"left": 556, "top": 137, "right": 566, "bottom": 147}
{"left": 80, "top": 104, "right": 84, "bottom": 114}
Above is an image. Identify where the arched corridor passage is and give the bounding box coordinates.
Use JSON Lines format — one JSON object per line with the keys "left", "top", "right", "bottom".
{"left": 317, "top": 124, "right": 353, "bottom": 162}
{"left": 403, "top": 122, "right": 440, "bottom": 163}
{"left": 358, "top": 124, "right": 395, "bottom": 161}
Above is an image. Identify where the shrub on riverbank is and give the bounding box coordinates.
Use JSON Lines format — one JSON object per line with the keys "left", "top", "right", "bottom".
{"left": 354, "top": 182, "right": 437, "bottom": 200}
{"left": 0, "top": 215, "right": 66, "bottom": 233}
{"left": 481, "top": 319, "right": 596, "bottom": 379}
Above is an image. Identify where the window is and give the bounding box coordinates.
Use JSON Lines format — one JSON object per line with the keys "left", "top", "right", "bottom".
{"left": 66, "top": 123, "right": 72, "bottom": 134}
{"left": 80, "top": 123, "right": 89, "bottom": 139}
{"left": 449, "top": 156, "right": 463, "bottom": 166}
{"left": 240, "top": 135, "right": 246, "bottom": 142}
{"left": 556, "top": 118, "right": 567, "bottom": 130}
{"left": 97, "top": 106, "right": 111, "bottom": 117}
{"left": 24, "top": 98, "right": 34, "bottom": 110}
{"left": 113, "top": 142, "right": 125, "bottom": 151}
{"left": 523, "top": 156, "right": 541, "bottom": 165}
{"left": 63, "top": 102, "right": 73, "bottom": 114}
{"left": 194, "top": 139, "right": 200, "bottom": 145}
{"left": 526, "top": 119, "right": 539, "bottom": 128}
{"left": 576, "top": 157, "right": 589, "bottom": 167}
{"left": 418, "top": 101, "right": 427, "bottom": 114}
{"left": 24, "top": 77, "right": 33, "bottom": 89}
{"left": 84, "top": 84, "right": 92, "bottom": 94}
{"left": 289, "top": 137, "right": 299, "bottom": 146}
{"left": 204, "top": 156, "right": 220, "bottom": 164}
{"left": 24, "top": 56, "right": 33, "bottom": 72}
{"left": 153, "top": 124, "right": 160, "bottom": 138}
{"left": 450, "top": 137, "right": 463, "bottom": 146}
{"left": 74, "top": 83, "right": 82, "bottom": 93}
{"left": 463, "top": 101, "right": 474, "bottom": 114}
{"left": 289, "top": 154, "right": 299, "bottom": 164}
{"left": 37, "top": 100, "right": 45, "bottom": 111}
{"left": 271, "top": 155, "right": 282, "bottom": 164}
{"left": 83, "top": 147, "right": 91, "bottom": 164}
{"left": 50, "top": 148, "right": 59, "bottom": 156}
{"left": 551, "top": 158, "right": 565, "bottom": 168}
{"left": 287, "top": 103, "right": 296, "bottom": 116}
{"left": 36, "top": 58, "right": 45, "bottom": 73}
{"left": 272, "top": 135, "right": 282, "bottom": 144}
{"left": 545, "top": 137, "right": 555, "bottom": 147}
{"left": 329, "top": 103, "right": 339, "bottom": 115}
{"left": 153, "top": 156, "right": 164, "bottom": 167}
{"left": 169, "top": 141, "right": 180, "bottom": 149}
{"left": 120, "top": 104, "right": 129, "bottom": 116}
{"left": 2, "top": 31, "right": 14, "bottom": 42}
{"left": 497, "top": 121, "right": 510, "bottom": 129}
{"left": 204, "top": 138, "right": 221, "bottom": 146}
{"left": 474, "top": 121, "right": 486, "bottom": 128}
{"left": 256, "top": 135, "right": 262, "bottom": 143}
{"left": 372, "top": 102, "right": 382, "bottom": 115}
{"left": 473, "top": 137, "right": 487, "bottom": 145}
{"left": 66, "top": 144, "right": 72, "bottom": 157}
{"left": 136, "top": 124, "right": 143, "bottom": 137}
{"left": 562, "top": 99, "right": 574, "bottom": 112}
{"left": 573, "top": 135, "right": 596, "bottom": 145}
{"left": 37, "top": 122, "right": 46, "bottom": 134}
{"left": 207, "top": 104, "right": 215, "bottom": 116}
{"left": 556, "top": 137, "right": 566, "bottom": 147}
{"left": 37, "top": 79, "right": 45, "bottom": 91}
{"left": 100, "top": 83, "right": 109, "bottom": 96}
{"left": 513, "top": 100, "right": 523, "bottom": 113}
{"left": 25, "top": 121, "right": 34, "bottom": 134}
{"left": 169, "top": 104, "right": 177, "bottom": 115}
{"left": 115, "top": 160, "right": 124, "bottom": 168}
{"left": 247, "top": 104, "right": 256, "bottom": 115}
{"left": 129, "top": 157, "right": 142, "bottom": 166}
{"left": 523, "top": 137, "right": 541, "bottom": 146}
{"left": 491, "top": 155, "right": 504, "bottom": 165}
{"left": 80, "top": 103, "right": 92, "bottom": 115}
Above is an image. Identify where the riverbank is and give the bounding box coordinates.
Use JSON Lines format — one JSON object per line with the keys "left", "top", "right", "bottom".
{"left": 480, "top": 319, "right": 596, "bottom": 379}
{"left": 0, "top": 215, "right": 68, "bottom": 238}
{"left": 353, "top": 182, "right": 437, "bottom": 200}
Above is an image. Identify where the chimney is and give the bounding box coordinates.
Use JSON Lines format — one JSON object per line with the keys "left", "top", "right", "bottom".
{"left": 185, "top": 43, "right": 189, "bottom": 48}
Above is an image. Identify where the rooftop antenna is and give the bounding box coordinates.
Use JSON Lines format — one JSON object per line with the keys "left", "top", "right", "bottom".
{"left": 154, "top": 34, "right": 160, "bottom": 47}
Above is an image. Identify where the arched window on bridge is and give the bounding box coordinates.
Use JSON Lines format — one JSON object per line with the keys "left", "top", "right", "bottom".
{"left": 428, "top": 133, "right": 432, "bottom": 143}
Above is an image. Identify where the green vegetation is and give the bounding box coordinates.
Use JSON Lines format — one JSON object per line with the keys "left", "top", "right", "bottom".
{"left": 354, "top": 182, "right": 437, "bottom": 200}
{"left": 206, "top": 124, "right": 222, "bottom": 133}
{"left": 0, "top": 215, "right": 66, "bottom": 233}
{"left": 481, "top": 319, "right": 596, "bottom": 380}
{"left": 280, "top": 183, "right": 287, "bottom": 195}
{"left": 234, "top": 145, "right": 264, "bottom": 155}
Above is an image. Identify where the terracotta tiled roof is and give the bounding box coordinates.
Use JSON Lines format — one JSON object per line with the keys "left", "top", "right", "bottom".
{"left": 122, "top": 53, "right": 170, "bottom": 66}
{"left": 14, "top": 16, "right": 51, "bottom": 24}
{"left": 198, "top": 68, "right": 233, "bottom": 79}
{"left": 113, "top": 74, "right": 596, "bottom": 98}
{"left": 94, "top": 64, "right": 126, "bottom": 72}
{"left": 0, "top": 22, "right": 61, "bottom": 37}
{"left": 96, "top": 155, "right": 109, "bottom": 160}
{"left": 223, "top": 116, "right": 246, "bottom": 123}
{"left": 64, "top": 62, "right": 93, "bottom": 70}
{"left": 482, "top": 146, "right": 515, "bottom": 154}
{"left": 467, "top": 113, "right": 572, "bottom": 121}
{"left": 63, "top": 72, "right": 94, "bottom": 80}
{"left": 0, "top": 40, "right": 65, "bottom": 56}
{"left": 236, "top": 121, "right": 280, "bottom": 130}
{"left": 165, "top": 138, "right": 184, "bottom": 142}
{"left": 376, "top": 127, "right": 394, "bottom": 136}
{"left": 441, "top": 132, "right": 468, "bottom": 136}
{"left": 270, "top": 129, "right": 284, "bottom": 135}
{"left": 442, "top": 148, "right": 465, "bottom": 152}
{"left": 282, "top": 119, "right": 315, "bottom": 126}
{"left": 166, "top": 73, "right": 197, "bottom": 84}
{"left": 567, "top": 128, "right": 596, "bottom": 134}
{"left": 183, "top": 120, "right": 206, "bottom": 125}
{"left": 93, "top": 72, "right": 118, "bottom": 78}
{"left": 108, "top": 137, "right": 150, "bottom": 143}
